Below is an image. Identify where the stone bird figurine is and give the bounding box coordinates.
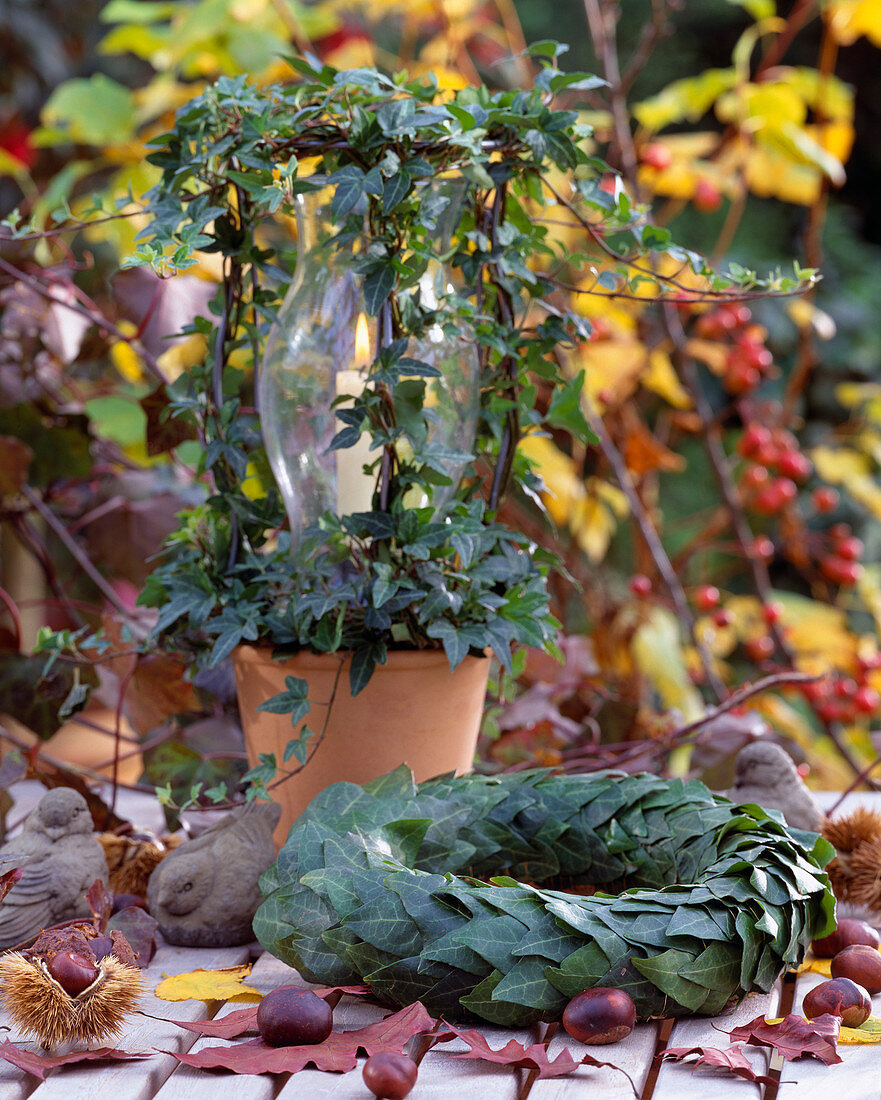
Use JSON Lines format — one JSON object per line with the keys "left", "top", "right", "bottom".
{"left": 147, "top": 800, "right": 281, "bottom": 947}
{"left": 727, "top": 741, "right": 824, "bottom": 832}
{"left": 0, "top": 788, "right": 108, "bottom": 949}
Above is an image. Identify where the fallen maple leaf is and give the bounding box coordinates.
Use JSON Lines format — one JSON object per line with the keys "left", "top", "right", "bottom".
{"left": 726, "top": 1013, "right": 841, "bottom": 1065}
{"left": 839, "top": 1015, "right": 881, "bottom": 1045}
{"left": 656, "top": 1044, "right": 775, "bottom": 1086}
{"left": 163, "top": 1001, "right": 435, "bottom": 1075}
{"left": 0, "top": 1040, "right": 148, "bottom": 1080}
{"left": 86, "top": 878, "right": 114, "bottom": 931}
{"left": 0, "top": 867, "right": 22, "bottom": 903}
{"left": 164, "top": 985, "right": 373, "bottom": 1040}
{"left": 154, "top": 965, "right": 261, "bottom": 1003}
{"left": 435, "top": 1022, "right": 635, "bottom": 1086}
{"left": 107, "top": 905, "right": 158, "bottom": 967}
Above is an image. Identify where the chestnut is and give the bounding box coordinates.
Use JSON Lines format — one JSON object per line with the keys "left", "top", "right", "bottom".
{"left": 256, "top": 986, "right": 332, "bottom": 1047}
{"left": 831, "top": 944, "right": 881, "bottom": 994}
{"left": 362, "top": 1052, "right": 418, "bottom": 1099}
{"left": 802, "top": 977, "right": 872, "bottom": 1027}
{"left": 562, "top": 986, "right": 637, "bottom": 1045}
{"left": 811, "top": 917, "right": 880, "bottom": 957}
{"left": 46, "top": 951, "right": 99, "bottom": 997}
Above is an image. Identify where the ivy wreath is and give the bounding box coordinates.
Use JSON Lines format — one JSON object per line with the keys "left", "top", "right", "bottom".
{"left": 254, "top": 767, "right": 835, "bottom": 1025}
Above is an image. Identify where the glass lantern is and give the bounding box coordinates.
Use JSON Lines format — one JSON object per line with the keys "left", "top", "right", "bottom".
{"left": 258, "top": 179, "right": 480, "bottom": 546}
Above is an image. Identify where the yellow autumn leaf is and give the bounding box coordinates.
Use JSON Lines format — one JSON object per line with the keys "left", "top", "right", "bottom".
{"left": 110, "top": 320, "right": 143, "bottom": 383}
{"left": 641, "top": 349, "right": 692, "bottom": 409}
{"left": 154, "top": 964, "right": 263, "bottom": 1003}
{"left": 827, "top": 0, "right": 881, "bottom": 46}
{"left": 577, "top": 339, "right": 647, "bottom": 412}
{"left": 787, "top": 299, "right": 836, "bottom": 340}
{"left": 840, "top": 1015, "right": 881, "bottom": 1043}
{"left": 797, "top": 956, "right": 833, "bottom": 977}
{"left": 812, "top": 445, "right": 881, "bottom": 522}
{"left": 157, "top": 332, "right": 208, "bottom": 382}
{"left": 632, "top": 606, "right": 704, "bottom": 720}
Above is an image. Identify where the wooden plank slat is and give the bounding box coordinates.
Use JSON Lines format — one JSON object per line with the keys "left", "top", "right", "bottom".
{"left": 651, "top": 982, "right": 781, "bottom": 1099}
{"left": 776, "top": 972, "right": 881, "bottom": 1100}
{"left": 17, "top": 941, "right": 254, "bottom": 1100}
{"left": 528, "top": 1019, "right": 659, "bottom": 1100}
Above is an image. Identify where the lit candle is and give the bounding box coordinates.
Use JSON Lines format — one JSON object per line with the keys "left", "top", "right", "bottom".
{"left": 334, "top": 313, "right": 375, "bottom": 516}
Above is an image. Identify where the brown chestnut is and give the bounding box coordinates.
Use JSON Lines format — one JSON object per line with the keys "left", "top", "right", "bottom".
{"left": 831, "top": 944, "right": 881, "bottom": 994}
{"left": 802, "top": 977, "right": 872, "bottom": 1027}
{"left": 46, "top": 951, "right": 99, "bottom": 997}
{"left": 562, "top": 987, "right": 637, "bottom": 1044}
{"left": 362, "top": 1052, "right": 418, "bottom": 1099}
{"left": 811, "top": 917, "right": 880, "bottom": 957}
{"left": 256, "top": 986, "right": 332, "bottom": 1047}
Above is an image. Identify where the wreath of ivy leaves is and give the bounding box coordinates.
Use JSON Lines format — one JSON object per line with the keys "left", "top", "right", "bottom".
{"left": 253, "top": 767, "right": 836, "bottom": 1024}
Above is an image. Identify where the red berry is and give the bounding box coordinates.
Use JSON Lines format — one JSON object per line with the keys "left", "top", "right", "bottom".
{"left": 694, "top": 585, "right": 721, "bottom": 612}
{"left": 820, "top": 556, "right": 863, "bottom": 586}
{"left": 740, "top": 465, "right": 770, "bottom": 491}
{"left": 738, "top": 425, "right": 772, "bottom": 459}
{"left": 750, "top": 535, "right": 775, "bottom": 562}
{"left": 640, "top": 142, "right": 673, "bottom": 170}
{"left": 835, "top": 536, "right": 864, "bottom": 561}
{"left": 776, "top": 450, "right": 812, "bottom": 482}
{"left": 830, "top": 523, "right": 851, "bottom": 540}
{"left": 834, "top": 677, "right": 858, "bottom": 698}
{"left": 694, "top": 178, "right": 722, "bottom": 212}
{"left": 812, "top": 487, "right": 839, "bottom": 513}
{"left": 629, "top": 574, "right": 652, "bottom": 598}
{"left": 712, "top": 608, "right": 735, "bottom": 628}
{"left": 724, "top": 361, "right": 761, "bottom": 395}
{"left": 762, "top": 601, "right": 783, "bottom": 625}
{"left": 751, "top": 478, "right": 797, "bottom": 515}
{"left": 745, "top": 635, "right": 775, "bottom": 662}
{"left": 853, "top": 686, "right": 881, "bottom": 714}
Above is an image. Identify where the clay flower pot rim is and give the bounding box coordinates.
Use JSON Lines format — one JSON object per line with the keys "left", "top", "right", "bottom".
{"left": 233, "top": 644, "right": 489, "bottom": 671}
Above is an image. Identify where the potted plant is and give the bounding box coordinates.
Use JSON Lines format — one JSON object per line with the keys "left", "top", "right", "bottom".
{"left": 132, "top": 48, "right": 806, "bottom": 839}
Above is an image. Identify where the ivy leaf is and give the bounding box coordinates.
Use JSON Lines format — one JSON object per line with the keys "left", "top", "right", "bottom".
{"left": 656, "top": 1044, "right": 775, "bottom": 1086}
{"left": 546, "top": 371, "right": 596, "bottom": 442}
{"left": 257, "top": 675, "right": 310, "bottom": 725}
{"left": 435, "top": 1022, "right": 635, "bottom": 1084}
{"left": 363, "top": 262, "right": 397, "bottom": 315}
{"left": 327, "top": 164, "right": 365, "bottom": 218}
{"left": 0, "top": 1042, "right": 149, "bottom": 1081}
{"left": 726, "top": 1013, "right": 841, "bottom": 1065}
{"left": 165, "top": 1001, "right": 435, "bottom": 1074}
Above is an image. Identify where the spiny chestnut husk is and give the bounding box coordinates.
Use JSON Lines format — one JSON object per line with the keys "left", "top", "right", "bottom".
{"left": 823, "top": 806, "right": 881, "bottom": 914}
{"left": 0, "top": 951, "right": 142, "bottom": 1048}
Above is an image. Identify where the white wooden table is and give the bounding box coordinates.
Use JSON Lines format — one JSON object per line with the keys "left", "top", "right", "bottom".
{"left": 1, "top": 784, "right": 879, "bottom": 1099}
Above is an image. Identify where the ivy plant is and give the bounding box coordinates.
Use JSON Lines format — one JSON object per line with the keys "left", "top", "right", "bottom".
{"left": 127, "top": 44, "right": 815, "bottom": 788}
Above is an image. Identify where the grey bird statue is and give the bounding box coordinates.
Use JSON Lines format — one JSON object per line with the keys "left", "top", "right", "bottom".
{"left": 147, "top": 800, "right": 281, "bottom": 947}
{"left": 726, "top": 741, "right": 824, "bottom": 832}
{"left": 0, "top": 788, "right": 109, "bottom": 949}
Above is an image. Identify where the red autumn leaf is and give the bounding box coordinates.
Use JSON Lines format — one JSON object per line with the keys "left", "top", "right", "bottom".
{"left": 107, "top": 906, "right": 159, "bottom": 967}
{"left": 163, "top": 1000, "right": 435, "bottom": 1074}
{"left": 656, "top": 1044, "right": 775, "bottom": 1085}
{"left": 434, "top": 1021, "right": 635, "bottom": 1085}
{"left": 0, "top": 1040, "right": 148, "bottom": 1080}
{"left": 87, "top": 878, "right": 114, "bottom": 932}
{"left": 726, "top": 1013, "right": 841, "bottom": 1066}
{"left": 0, "top": 867, "right": 23, "bottom": 903}
{"left": 165, "top": 985, "right": 374, "bottom": 1040}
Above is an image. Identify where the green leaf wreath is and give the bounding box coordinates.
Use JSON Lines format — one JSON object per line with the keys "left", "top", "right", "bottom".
{"left": 253, "top": 768, "right": 835, "bottom": 1024}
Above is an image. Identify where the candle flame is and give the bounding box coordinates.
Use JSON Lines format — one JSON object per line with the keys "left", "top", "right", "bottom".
{"left": 355, "top": 313, "right": 370, "bottom": 370}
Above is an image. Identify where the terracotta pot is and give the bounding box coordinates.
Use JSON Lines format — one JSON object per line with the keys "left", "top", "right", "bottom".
{"left": 232, "top": 645, "right": 490, "bottom": 847}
